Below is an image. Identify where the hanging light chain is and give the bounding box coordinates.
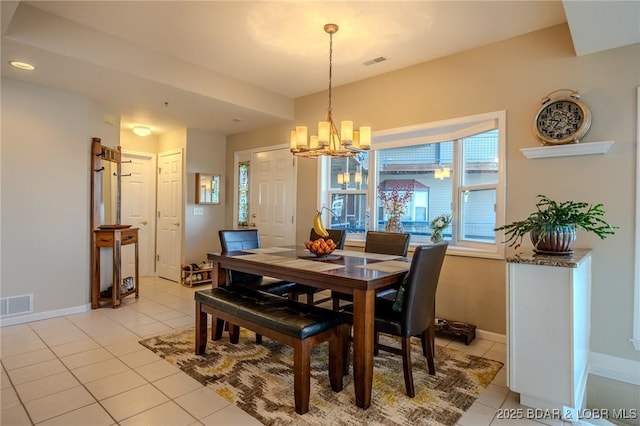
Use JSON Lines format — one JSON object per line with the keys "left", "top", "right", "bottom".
{"left": 327, "top": 27, "right": 334, "bottom": 120}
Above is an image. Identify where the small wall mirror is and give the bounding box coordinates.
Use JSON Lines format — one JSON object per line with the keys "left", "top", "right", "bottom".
{"left": 196, "top": 173, "right": 220, "bottom": 205}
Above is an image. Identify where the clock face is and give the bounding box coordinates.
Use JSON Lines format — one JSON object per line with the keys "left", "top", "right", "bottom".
{"left": 534, "top": 98, "right": 591, "bottom": 144}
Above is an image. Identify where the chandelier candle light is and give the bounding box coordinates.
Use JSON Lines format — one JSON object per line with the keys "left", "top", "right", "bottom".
{"left": 290, "top": 24, "right": 371, "bottom": 158}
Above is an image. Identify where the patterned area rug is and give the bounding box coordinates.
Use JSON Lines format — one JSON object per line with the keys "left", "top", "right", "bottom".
{"left": 139, "top": 327, "right": 502, "bottom": 426}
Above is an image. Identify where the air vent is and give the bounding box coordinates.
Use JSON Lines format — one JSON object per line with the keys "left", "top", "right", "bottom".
{"left": 363, "top": 56, "right": 387, "bottom": 66}
{"left": 1, "top": 294, "right": 33, "bottom": 317}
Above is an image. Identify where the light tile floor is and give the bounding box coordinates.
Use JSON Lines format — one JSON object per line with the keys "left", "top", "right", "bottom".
{"left": 0, "top": 276, "right": 564, "bottom": 425}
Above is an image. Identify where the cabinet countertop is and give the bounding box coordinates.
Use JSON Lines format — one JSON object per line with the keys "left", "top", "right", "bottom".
{"left": 506, "top": 249, "right": 591, "bottom": 268}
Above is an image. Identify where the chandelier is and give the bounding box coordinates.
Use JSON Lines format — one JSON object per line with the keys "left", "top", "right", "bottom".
{"left": 290, "top": 24, "right": 371, "bottom": 158}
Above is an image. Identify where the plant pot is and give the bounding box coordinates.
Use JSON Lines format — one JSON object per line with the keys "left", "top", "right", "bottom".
{"left": 530, "top": 224, "right": 576, "bottom": 254}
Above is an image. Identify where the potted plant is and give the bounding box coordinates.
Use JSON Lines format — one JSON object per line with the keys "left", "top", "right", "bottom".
{"left": 494, "top": 194, "right": 618, "bottom": 253}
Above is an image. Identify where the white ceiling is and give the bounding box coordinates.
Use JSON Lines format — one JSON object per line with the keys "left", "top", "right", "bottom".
{"left": 1, "top": 1, "right": 638, "bottom": 137}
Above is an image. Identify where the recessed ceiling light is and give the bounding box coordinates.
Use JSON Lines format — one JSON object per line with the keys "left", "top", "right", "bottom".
{"left": 132, "top": 126, "right": 152, "bottom": 137}
{"left": 10, "top": 61, "right": 35, "bottom": 71}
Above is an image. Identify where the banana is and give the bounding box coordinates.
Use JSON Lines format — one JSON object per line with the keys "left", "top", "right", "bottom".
{"left": 313, "top": 211, "right": 329, "bottom": 237}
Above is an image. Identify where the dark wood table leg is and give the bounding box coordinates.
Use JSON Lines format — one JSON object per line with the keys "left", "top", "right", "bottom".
{"left": 210, "top": 261, "right": 222, "bottom": 340}
{"left": 352, "top": 288, "right": 375, "bottom": 409}
{"left": 195, "top": 300, "right": 207, "bottom": 354}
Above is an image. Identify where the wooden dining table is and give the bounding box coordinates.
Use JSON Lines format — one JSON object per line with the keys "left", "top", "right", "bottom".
{"left": 206, "top": 246, "right": 410, "bottom": 409}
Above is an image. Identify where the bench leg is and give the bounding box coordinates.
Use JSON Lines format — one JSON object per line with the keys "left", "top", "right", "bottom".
{"left": 328, "top": 324, "right": 347, "bottom": 392}
{"left": 229, "top": 323, "right": 240, "bottom": 344}
{"left": 195, "top": 301, "right": 207, "bottom": 355}
{"left": 213, "top": 318, "right": 224, "bottom": 341}
{"left": 293, "top": 340, "right": 311, "bottom": 415}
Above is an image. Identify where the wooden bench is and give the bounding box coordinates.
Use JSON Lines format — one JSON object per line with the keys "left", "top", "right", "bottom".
{"left": 194, "top": 286, "right": 348, "bottom": 415}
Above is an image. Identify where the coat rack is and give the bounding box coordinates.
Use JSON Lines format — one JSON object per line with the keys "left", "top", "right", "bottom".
{"left": 90, "top": 137, "right": 139, "bottom": 308}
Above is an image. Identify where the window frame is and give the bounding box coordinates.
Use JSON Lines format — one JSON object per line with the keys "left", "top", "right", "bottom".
{"left": 319, "top": 110, "right": 507, "bottom": 259}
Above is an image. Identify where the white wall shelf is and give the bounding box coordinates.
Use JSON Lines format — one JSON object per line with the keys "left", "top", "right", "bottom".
{"left": 520, "top": 140, "right": 614, "bottom": 159}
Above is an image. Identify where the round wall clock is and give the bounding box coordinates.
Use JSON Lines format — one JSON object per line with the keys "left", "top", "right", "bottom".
{"left": 534, "top": 89, "right": 592, "bottom": 145}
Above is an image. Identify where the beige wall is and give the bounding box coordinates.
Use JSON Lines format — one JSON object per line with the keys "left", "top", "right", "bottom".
{"left": 120, "top": 131, "right": 159, "bottom": 153}
{"left": 184, "top": 129, "right": 227, "bottom": 262}
{"left": 227, "top": 24, "right": 640, "bottom": 411}
{"left": 1, "top": 79, "right": 118, "bottom": 314}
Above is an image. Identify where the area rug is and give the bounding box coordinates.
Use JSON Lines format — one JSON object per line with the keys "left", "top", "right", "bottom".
{"left": 139, "top": 327, "right": 502, "bottom": 426}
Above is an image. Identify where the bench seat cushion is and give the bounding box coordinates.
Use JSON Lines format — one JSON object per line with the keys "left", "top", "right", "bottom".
{"left": 195, "top": 287, "right": 344, "bottom": 340}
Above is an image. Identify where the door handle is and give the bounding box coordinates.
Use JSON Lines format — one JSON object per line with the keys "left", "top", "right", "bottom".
{"left": 249, "top": 223, "right": 256, "bottom": 228}
{"left": 174, "top": 222, "right": 180, "bottom": 227}
{"left": 251, "top": 213, "right": 257, "bottom": 218}
{"left": 140, "top": 221, "right": 148, "bottom": 226}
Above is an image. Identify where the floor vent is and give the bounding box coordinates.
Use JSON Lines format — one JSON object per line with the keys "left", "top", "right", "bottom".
{"left": 1, "top": 294, "right": 34, "bottom": 317}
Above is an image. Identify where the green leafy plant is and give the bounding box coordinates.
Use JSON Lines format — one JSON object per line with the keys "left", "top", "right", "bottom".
{"left": 494, "top": 194, "right": 618, "bottom": 249}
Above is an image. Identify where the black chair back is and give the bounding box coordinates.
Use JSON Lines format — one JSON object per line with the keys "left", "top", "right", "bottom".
{"left": 309, "top": 228, "right": 347, "bottom": 249}
{"left": 218, "top": 229, "right": 262, "bottom": 283}
{"left": 219, "top": 229, "right": 260, "bottom": 251}
{"left": 400, "top": 243, "right": 448, "bottom": 337}
{"left": 364, "top": 231, "right": 411, "bottom": 256}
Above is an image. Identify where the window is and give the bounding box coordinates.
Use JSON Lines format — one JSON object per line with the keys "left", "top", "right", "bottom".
{"left": 320, "top": 111, "right": 506, "bottom": 258}
{"left": 237, "top": 161, "right": 249, "bottom": 226}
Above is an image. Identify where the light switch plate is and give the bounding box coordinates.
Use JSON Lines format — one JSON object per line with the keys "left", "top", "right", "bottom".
{"left": 194, "top": 207, "right": 204, "bottom": 216}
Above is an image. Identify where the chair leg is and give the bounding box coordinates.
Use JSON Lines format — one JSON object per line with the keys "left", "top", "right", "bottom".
{"left": 342, "top": 327, "right": 352, "bottom": 375}
{"left": 423, "top": 330, "right": 436, "bottom": 376}
{"left": 328, "top": 324, "right": 347, "bottom": 392}
{"left": 306, "top": 290, "right": 314, "bottom": 305}
{"left": 293, "top": 340, "right": 311, "bottom": 414}
{"left": 374, "top": 331, "right": 380, "bottom": 356}
{"left": 256, "top": 333, "right": 263, "bottom": 344}
{"left": 401, "top": 336, "right": 415, "bottom": 397}
{"left": 332, "top": 295, "right": 341, "bottom": 311}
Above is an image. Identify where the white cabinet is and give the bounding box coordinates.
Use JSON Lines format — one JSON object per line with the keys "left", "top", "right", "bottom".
{"left": 507, "top": 250, "right": 591, "bottom": 418}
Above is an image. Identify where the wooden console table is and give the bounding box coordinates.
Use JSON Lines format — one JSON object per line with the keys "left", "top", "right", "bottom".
{"left": 92, "top": 227, "right": 139, "bottom": 308}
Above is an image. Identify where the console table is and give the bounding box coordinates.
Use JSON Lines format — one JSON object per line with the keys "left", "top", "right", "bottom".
{"left": 507, "top": 249, "right": 591, "bottom": 419}
{"left": 92, "top": 227, "right": 139, "bottom": 308}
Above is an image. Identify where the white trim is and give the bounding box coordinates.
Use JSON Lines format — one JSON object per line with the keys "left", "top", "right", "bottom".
{"left": 232, "top": 143, "right": 290, "bottom": 229}
{"left": 589, "top": 352, "right": 640, "bottom": 386}
{"left": 0, "top": 304, "right": 90, "bottom": 327}
{"left": 634, "top": 86, "right": 640, "bottom": 351}
{"left": 476, "top": 329, "right": 506, "bottom": 344}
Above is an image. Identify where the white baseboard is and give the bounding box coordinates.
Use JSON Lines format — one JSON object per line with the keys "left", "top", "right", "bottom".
{"left": 476, "top": 328, "right": 506, "bottom": 344}
{"left": 589, "top": 352, "right": 640, "bottom": 386}
{"left": 0, "top": 304, "right": 90, "bottom": 327}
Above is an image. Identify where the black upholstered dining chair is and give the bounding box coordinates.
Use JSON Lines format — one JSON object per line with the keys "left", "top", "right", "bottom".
{"left": 342, "top": 243, "right": 448, "bottom": 397}
{"left": 331, "top": 231, "right": 411, "bottom": 310}
{"left": 309, "top": 228, "right": 348, "bottom": 248}
{"left": 218, "top": 229, "right": 302, "bottom": 343}
{"left": 218, "top": 229, "right": 298, "bottom": 297}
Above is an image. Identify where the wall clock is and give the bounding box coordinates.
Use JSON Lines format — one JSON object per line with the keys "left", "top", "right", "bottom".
{"left": 534, "top": 89, "right": 592, "bottom": 145}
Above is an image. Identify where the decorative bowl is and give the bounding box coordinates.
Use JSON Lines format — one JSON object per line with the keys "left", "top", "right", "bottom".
{"left": 304, "top": 238, "right": 337, "bottom": 257}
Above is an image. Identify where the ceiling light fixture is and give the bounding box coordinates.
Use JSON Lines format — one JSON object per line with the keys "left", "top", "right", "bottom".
{"left": 434, "top": 166, "right": 451, "bottom": 180}
{"left": 290, "top": 24, "right": 371, "bottom": 158}
{"left": 132, "top": 126, "right": 151, "bottom": 137}
{"left": 10, "top": 61, "right": 35, "bottom": 71}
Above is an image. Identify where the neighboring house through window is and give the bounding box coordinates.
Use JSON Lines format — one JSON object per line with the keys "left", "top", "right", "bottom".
{"left": 319, "top": 110, "right": 506, "bottom": 259}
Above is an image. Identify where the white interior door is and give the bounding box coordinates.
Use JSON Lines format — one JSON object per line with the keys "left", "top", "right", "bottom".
{"left": 249, "top": 148, "right": 296, "bottom": 247}
{"left": 121, "top": 150, "right": 156, "bottom": 277}
{"left": 157, "top": 149, "right": 183, "bottom": 282}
